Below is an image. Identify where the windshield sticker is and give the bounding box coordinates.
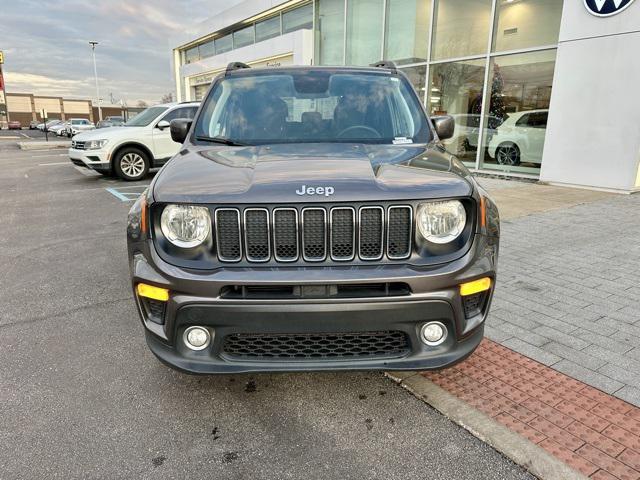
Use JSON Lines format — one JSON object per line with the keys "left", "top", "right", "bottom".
{"left": 392, "top": 137, "right": 413, "bottom": 145}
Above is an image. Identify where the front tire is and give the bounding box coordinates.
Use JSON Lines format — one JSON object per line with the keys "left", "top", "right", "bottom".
{"left": 495, "top": 143, "right": 521, "bottom": 166}
{"left": 114, "top": 147, "right": 149, "bottom": 181}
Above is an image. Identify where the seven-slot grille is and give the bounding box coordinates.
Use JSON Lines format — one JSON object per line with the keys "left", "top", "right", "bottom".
{"left": 212, "top": 205, "right": 412, "bottom": 263}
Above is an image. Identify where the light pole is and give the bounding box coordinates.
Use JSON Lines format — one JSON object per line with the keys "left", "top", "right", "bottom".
{"left": 89, "top": 41, "right": 102, "bottom": 121}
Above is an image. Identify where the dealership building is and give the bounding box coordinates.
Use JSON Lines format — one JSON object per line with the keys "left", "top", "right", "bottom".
{"left": 171, "top": 0, "right": 640, "bottom": 193}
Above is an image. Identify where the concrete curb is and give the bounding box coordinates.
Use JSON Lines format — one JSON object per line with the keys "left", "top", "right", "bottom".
{"left": 385, "top": 371, "right": 588, "bottom": 480}
{"left": 18, "top": 141, "right": 70, "bottom": 150}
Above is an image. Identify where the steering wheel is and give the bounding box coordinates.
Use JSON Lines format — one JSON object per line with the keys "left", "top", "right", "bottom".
{"left": 337, "top": 125, "right": 382, "bottom": 139}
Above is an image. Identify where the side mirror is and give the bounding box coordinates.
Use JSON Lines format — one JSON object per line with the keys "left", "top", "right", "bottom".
{"left": 170, "top": 118, "right": 192, "bottom": 144}
{"left": 156, "top": 120, "right": 170, "bottom": 130}
{"left": 432, "top": 115, "right": 455, "bottom": 141}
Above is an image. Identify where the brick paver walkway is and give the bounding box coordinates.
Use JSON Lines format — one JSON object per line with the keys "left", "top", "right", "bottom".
{"left": 424, "top": 338, "right": 640, "bottom": 480}
{"left": 480, "top": 186, "right": 640, "bottom": 406}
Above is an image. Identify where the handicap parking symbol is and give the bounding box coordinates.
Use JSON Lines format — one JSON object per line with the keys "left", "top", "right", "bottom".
{"left": 106, "top": 185, "right": 149, "bottom": 202}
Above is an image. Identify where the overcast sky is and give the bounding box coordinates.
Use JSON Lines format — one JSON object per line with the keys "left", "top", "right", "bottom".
{"left": 1, "top": 1, "right": 241, "bottom": 105}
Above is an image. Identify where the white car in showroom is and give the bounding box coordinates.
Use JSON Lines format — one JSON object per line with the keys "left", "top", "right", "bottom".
{"left": 444, "top": 113, "right": 503, "bottom": 159}
{"left": 487, "top": 109, "right": 548, "bottom": 166}
{"left": 68, "top": 102, "right": 199, "bottom": 180}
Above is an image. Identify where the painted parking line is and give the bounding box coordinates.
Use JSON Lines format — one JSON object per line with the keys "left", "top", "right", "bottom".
{"left": 106, "top": 184, "right": 150, "bottom": 202}
{"left": 33, "top": 153, "right": 67, "bottom": 159}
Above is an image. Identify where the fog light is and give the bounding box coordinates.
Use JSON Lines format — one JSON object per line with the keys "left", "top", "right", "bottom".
{"left": 183, "top": 326, "right": 211, "bottom": 351}
{"left": 420, "top": 322, "right": 447, "bottom": 346}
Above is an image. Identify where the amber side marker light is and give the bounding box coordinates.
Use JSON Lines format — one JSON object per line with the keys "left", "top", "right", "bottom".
{"left": 137, "top": 283, "right": 169, "bottom": 302}
{"left": 479, "top": 196, "right": 487, "bottom": 229}
{"left": 459, "top": 277, "right": 492, "bottom": 296}
{"left": 140, "top": 196, "right": 148, "bottom": 234}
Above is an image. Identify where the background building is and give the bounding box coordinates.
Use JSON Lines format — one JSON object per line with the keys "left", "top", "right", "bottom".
{"left": 3, "top": 92, "right": 144, "bottom": 125}
{"left": 172, "top": 0, "right": 640, "bottom": 193}
{"left": 5, "top": 93, "right": 93, "bottom": 124}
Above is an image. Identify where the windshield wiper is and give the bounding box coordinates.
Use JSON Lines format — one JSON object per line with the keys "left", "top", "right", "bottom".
{"left": 195, "top": 135, "right": 248, "bottom": 146}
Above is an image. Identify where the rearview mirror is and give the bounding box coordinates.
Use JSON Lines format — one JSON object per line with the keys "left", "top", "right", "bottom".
{"left": 431, "top": 115, "right": 455, "bottom": 141}
{"left": 156, "top": 120, "right": 170, "bottom": 130}
{"left": 170, "top": 118, "right": 192, "bottom": 144}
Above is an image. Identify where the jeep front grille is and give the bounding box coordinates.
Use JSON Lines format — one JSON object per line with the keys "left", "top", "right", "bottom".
{"left": 330, "top": 207, "right": 355, "bottom": 261}
{"left": 213, "top": 205, "right": 413, "bottom": 263}
{"left": 273, "top": 208, "right": 298, "bottom": 261}
{"left": 302, "top": 208, "right": 326, "bottom": 261}
{"left": 244, "top": 208, "right": 270, "bottom": 262}
{"left": 387, "top": 206, "right": 413, "bottom": 260}
{"left": 359, "top": 206, "right": 384, "bottom": 260}
{"left": 215, "top": 209, "right": 242, "bottom": 262}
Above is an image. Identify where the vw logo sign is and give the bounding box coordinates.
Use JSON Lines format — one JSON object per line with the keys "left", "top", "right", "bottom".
{"left": 584, "top": 0, "right": 636, "bottom": 16}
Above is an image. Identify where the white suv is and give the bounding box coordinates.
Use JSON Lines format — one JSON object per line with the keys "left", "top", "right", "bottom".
{"left": 68, "top": 102, "right": 199, "bottom": 181}
{"left": 487, "top": 109, "right": 548, "bottom": 166}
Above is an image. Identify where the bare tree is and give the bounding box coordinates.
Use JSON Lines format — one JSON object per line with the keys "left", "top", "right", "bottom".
{"left": 137, "top": 100, "right": 148, "bottom": 108}
{"left": 160, "top": 93, "right": 174, "bottom": 104}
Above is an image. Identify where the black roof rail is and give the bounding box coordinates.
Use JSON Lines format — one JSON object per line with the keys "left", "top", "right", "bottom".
{"left": 225, "top": 62, "right": 251, "bottom": 75}
{"left": 370, "top": 60, "right": 397, "bottom": 72}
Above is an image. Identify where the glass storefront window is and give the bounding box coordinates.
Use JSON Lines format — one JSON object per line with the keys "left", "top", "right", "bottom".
{"left": 282, "top": 3, "right": 313, "bottom": 33}
{"left": 479, "top": 49, "right": 557, "bottom": 174}
{"left": 428, "top": 59, "right": 486, "bottom": 162}
{"left": 233, "top": 26, "right": 255, "bottom": 49}
{"left": 384, "top": 0, "right": 431, "bottom": 65}
{"left": 399, "top": 65, "right": 427, "bottom": 103}
{"left": 493, "top": 0, "right": 563, "bottom": 52}
{"left": 346, "top": 0, "right": 384, "bottom": 65}
{"left": 215, "top": 34, "right": 232, "bottom": 54}
{"left": 316, "top": 0, "right": 345, "bottom": 65}
{"left": 184, "top": 46, "right": 199, "bottom": 64}
{"left": 256, "top": 15, "right": 281, "bottom": 42}
{"left": 431, "top": 0, "right": 492, "bottom": 61}
{"left": 199, "top": 40, "right": 215, "bottom": 59}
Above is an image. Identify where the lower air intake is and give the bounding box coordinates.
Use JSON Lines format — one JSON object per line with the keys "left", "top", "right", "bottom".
{"left": 222, "top": 331, "right": 410, "bottom": 360}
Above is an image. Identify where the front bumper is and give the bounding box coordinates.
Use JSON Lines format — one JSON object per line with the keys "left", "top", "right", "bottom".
{"left": 129, "top": 232, "right": 498, "bottom": 374}
{"left": 68, "top": 147, "right": 110, "bottom": 172}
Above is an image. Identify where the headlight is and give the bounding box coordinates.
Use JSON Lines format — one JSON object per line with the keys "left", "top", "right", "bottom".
{"left": 160, "top": 204, "right": 211, "bottom": 248}
{"left": 86, "top": 139, "right": 108, "bottom": 150}
{"left": 416, "top": 200, "right": 466, "bottom": 244}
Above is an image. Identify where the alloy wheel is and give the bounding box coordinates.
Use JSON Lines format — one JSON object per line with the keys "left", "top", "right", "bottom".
{"left": 496, "top": 145, "right": 520, "bottom": 166}
{"left": 120, "top": 153, "right": 145, "bottom": 178}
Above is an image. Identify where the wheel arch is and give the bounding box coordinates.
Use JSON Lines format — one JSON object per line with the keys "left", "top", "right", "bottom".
{"left": 110, "top": 142, "right": 154, "bottom": 168}
{"left": 497, "top": 140, "right": 519, "bottom": 150}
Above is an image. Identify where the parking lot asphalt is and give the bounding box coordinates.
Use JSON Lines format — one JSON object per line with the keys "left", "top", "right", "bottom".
{"left": 0, "top": 143, "right": 534, "bottom": 479}
{"left": 0, "top": 128, "right": 48, "bottom": 139}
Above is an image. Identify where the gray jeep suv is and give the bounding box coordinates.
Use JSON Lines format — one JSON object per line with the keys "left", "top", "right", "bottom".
{"left": 126, "top": 62, "right": 500, "bottom": 374}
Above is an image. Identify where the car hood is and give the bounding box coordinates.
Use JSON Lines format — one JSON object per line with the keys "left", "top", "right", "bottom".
{"left": 73, "top": 126, "right": 141, "bottom": 141}
{"left": 152, "top": 143, "right": 474, "bottom": 204}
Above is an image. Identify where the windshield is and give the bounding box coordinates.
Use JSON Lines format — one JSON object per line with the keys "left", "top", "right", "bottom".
{"left": 194, "top": 71, "right": 430, "bottom": 145}
{"left": 125, "top": 106, "right": 167, "bottom": 127}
